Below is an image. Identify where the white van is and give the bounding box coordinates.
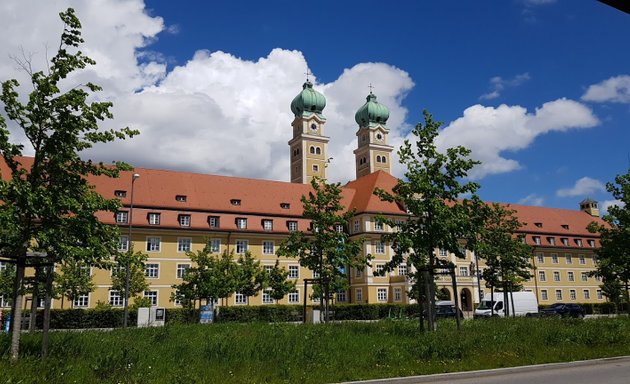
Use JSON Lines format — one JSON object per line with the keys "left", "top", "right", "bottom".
{"left": 474, "top": 292, "right": 538, "bottom": 318}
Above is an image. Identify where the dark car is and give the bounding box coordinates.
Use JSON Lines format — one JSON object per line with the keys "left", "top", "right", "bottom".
{"left": 541, "top": 303, "right": 585, "bottom": 318}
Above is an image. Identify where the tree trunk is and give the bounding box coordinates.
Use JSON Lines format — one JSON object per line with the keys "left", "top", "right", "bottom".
{"left": 41, "top": 265, "right": 54, "bottom": 358}
{"left": 625, "top": 281, "right": 630, "bottom": 317}
{"left": 423, "top": 269, "right": 434, "bottom": 332}
{"left": 417, "top": 280, "right": 425, "bottom": 333}
{"left": 10, "top": 257, "right": 26, "bottom": 361}
{"left": 490, "top": 285, "right": 495, "bottom": 316}
{"left": 510, "top": 289, "right": 516, "bottom": 318}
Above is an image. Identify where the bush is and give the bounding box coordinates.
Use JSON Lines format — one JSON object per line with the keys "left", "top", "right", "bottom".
{"left": 216, "top": 305, "right": 303, "bottom": 323}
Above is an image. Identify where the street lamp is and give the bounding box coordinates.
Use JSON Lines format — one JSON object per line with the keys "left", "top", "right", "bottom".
{"left": 123, "top": 173, "right": 140, "bottom": 328}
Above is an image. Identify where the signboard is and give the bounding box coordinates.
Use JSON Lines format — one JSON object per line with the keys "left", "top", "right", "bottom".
{"left": 199, "top": 304, "right": 214, "bottom": 324}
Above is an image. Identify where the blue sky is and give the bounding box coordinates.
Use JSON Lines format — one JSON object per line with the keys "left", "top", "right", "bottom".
{"left": 1, "top": 0, "right": 629, "bottom": 212}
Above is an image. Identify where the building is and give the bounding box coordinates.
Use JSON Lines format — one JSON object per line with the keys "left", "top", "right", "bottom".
{"left": 0, "top": 82, "right": 608, "bottom": 310}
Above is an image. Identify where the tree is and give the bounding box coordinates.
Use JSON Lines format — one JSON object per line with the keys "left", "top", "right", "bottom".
{"left": 278, "top": 177, "right": 364, "bottom": 322}
{"left": 234, "top": 251, "right": 266, "bottom": 305}
{"left": 266, "top": 260, "right": 296, "bottom": 304}
{"left": 588, "top": 168, "right": 630, "bottom": 316}
{"left": 375, "top": 111, "right": 481, "bottom": 332}
{"left": 0, "top": 8, "right": 136, "bottom": 359}
{"left": 473, "top": 202, "right": 532, "bottom": 316}
{"left": 111, "top": 250, "right": 148, "bottom": 305}
{"left": 0, "top": 263, "right": 16, "bottom": 307}
{"left": 56, "top": 259, "right": 95, "bottom": 309}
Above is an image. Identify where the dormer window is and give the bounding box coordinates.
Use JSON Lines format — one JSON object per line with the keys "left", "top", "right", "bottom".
{"left": 115, "top": 211, "right": 128, "bottom": 224}
{"left": 231, "top": 199, "right": 241, "bottom": 206}
{"left": 575, "top": 239, "right": 583, "bottom": 247}
{"left": 208, "top": 216, "right": 220, "bottom": 228}
{"left": 561, "top": 238, "right": 569, "bottom": 246}
{"left": 588, "top": 239, "right": 595, "bottom": 247}
{"left": 114, "top": 190, "right": 127, "bottom": 198}
{"left": 561, "top": 224, "right": 569, "bottom": 230}
{"left": 533, "top": 236, "right": 541, "bottom": 245}
{"left": 148, "top": 213, "right": 161, "bottom": 225}
{"left": 280, "top": 203, "right": 290, "bottom": 209}
{"left": 287, "top": 221, "right": 298, "bottom": 231}
{"left": 547, "top": 237, "right": 555, "bottom": 246}
{"left": 236, "top": 218, "right": 247, "bottom": 229}
{"left": 262, "top": 219, "right": 273, "bottom": 231}
{"left": 176, "top": 195, "right": 187, "bottom": 202}
{"left": 534, "top": 222, "right": 542, "bottom": 228}
{"left": 178, "top": 214, "right": 191, "bottom": 227}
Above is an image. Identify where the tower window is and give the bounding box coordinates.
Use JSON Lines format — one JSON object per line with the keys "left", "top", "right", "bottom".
{"left": 310, "top": 123, "right": 318, "bottom": 130}
{"left": 309, "top": 146, "right": 315, "bottom": 154}
{"left": 376, "top": 133, "right": 383, "bottom": 140}
{"left": 315, "top": 147, "right": 321, "bottom": 155}
{"left": 313, "top": 165, "right": 319, "bottom": 172}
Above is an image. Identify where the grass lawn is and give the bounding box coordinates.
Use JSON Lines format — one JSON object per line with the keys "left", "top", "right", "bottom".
{"left": 1, "top": 317, "right": 630, "bottom": 383}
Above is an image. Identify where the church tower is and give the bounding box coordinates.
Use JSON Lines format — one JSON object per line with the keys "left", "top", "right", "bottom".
{"left": 289, "top": 80, "right": 329, "bottom": 184}
{"left": 354, "top": 91, "right": 393, "bottom": 179}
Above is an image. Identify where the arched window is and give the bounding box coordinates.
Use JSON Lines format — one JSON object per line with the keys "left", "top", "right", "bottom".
{"left": 309, "top": 146, "right": 315, "bottom": 154}
{"left": 382, "top": 156, "right": 387, "bottom": 164}
{"left": 315, "top": 147, "right": 321, "bottom": 155}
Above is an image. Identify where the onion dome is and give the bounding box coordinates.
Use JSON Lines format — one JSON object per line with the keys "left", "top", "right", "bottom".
{"left": 291, "top": 81, "right": 326, "bottom": 117}
{"left": 355, "top": 92, "right": 390, "bottom": 127}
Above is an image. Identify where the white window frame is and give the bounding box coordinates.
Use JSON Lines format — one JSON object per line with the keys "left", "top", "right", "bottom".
{"left": 288, "top": 221, "right": 298, "bottom": 231}
{"left": 555, "top": 289, "right": 563, "bottom": 301}
{"left": 146, "top": 237, "right": 161, "bottom": 252}
{"left": 537, "top": 253, "right": 544, "bottom": 264}
{"left": 374, "top": 219, "right": 384, "bottom": 231}
{"left": 567, "top": 271, "right": 575, "bottom": 282}
{"left": 336, "top": 290, "right": 347, "bottom": 303}
{"left": 398, "top": 264, "right": 407, "bottom": 276}
{"left": 236, "top": 240, "right": 248, "bottom": 254}
{"left": 262, "top": 241, "right": 274, "bottom": 255}
{"left": 178, "top": 214, "right": 191, "bottom": 227}
{"left": 538, "top": 271, "right": 546, "bottom": 282}
{"left": 597, "top": 289, "right": 603, "bottom": 300}
{"left": 394, "top": 288, "right": 402, "bottom": 302}
{"left": 581, "top": 272, "right": 588, "bottom": 282}
{"left": 145, "top": 263, "right": 159, "bottom": 279}
{"left": 353, "top": 220, "right": 360, "bottom": 233}
{"left": 374, "top": 241, "right": 385, "bottom": 254}
{"left": 541, "top": 290, "right": 548, "bottom": 301}
{"left": 565, "top": 254, "right": 573, "bottom": 264}
{"left": 459, "top": 266, "right": 469, "bottom": 277}
{"left": 263, "top": 219, "right": 273, "bottom": 231}
{"left": 109, "top": 290, "right": 123, "bottom": 307}
{"left": 148, "top": 213, "right": 161, "bottom": 225}
{"left": 116, "top": 211, "right": 128, "bottom": 224}
{"left": 579, "top": 255, "right": 586, "bottom": 264}
{"left": 288, "top": 265, "right": 299, "bottom": 279}
{"left": 176, "top": 263, "right": 190, "bottom": 279}
{"left": 377, "top": 288, "right": 388, "bottom": 302}
{"left": 177, "top": 237, "right": 192, "bottom": 253}
{"left": 235, "top": 293, "right": 247, "bottom": 305}
{"left": 262, "top": 290, "right": 274, "bottom": 304}
{"left": 569, "top": 290, "right": 577, "bottom": 300}
{"left": 288, "top": 290, "right": 299, "bottom": 304}
{"left": 144, "top": 290, "right": 158, "bottom": 306}
{"left": 73, "top": 294, "right": 89, "bottom": 308}
{"left": 439, "top": 249, "right": 448, "bottom": 257}
{"left": 583, "top": 289, "right": 590, "bottom": 300}
{"left": 553, "top": 271, "right": 560, "bottom": 282}
{"left": 208, "top": 239, "right": 221, "bottom": 253}
{"left": 375, "top": 264, "right": 384, "bottom": 276}
{"left": 236, "top": 218, "right": 247, "bottom": 229}
{"left": 551, "top": 254, "right": 559, "bottom": 264}
{"left": 356, "top": 288, "right": 363, "bottom": 302}
{"left": 118, "top": 235, "right": 129, "bottom": 252}
{"left": 208, "top": 216, "right": 220, "bottom": 228}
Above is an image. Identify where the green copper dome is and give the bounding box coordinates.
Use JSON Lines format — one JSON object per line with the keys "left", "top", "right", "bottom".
{"left": 291, "top": 81, "right": 326, "bottom": 117}
{"left": 355, "top": 93, "right": 389, "bottom": 127}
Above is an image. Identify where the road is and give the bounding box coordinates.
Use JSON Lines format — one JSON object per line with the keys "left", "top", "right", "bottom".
{"left": 340, "top": 356, "right": 630, "bottom": 384}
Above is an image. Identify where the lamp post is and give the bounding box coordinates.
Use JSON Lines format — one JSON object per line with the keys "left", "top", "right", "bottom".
{"left": 473, "top": 253, "right": 483, "bottom": 303}
{"left": 123, "top": 173, "right": 140, "bottom": 328}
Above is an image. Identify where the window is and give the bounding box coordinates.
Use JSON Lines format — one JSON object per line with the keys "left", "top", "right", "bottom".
{"left": 208, "top": 239, "right": 220, "bottom": 253}
{"left": 264, "top": 265, "right": 274, "bottom": 274}
{"left": 588, "top": 239, "right": 595, "bottom": 248}
{"left": 551, "top": 254, "right": 559, "bottom": 264}
{"left": 73, "top": 294, "right": 89, "bottom": 308}
{"left": 109, "top": 290, "right": 123, "bottom": 307}
{"left": 280, "top": 203, "right": 290, "bottom": 209}
{"left": 145, "top": 263, "right": 159, "bottom": 278}
{"left": 581, "top": 272, "right": 588, "bottom": 282}
{"left": 459, "top": 266, "right": 469, "bottom": 277}
{"left": 235, "top": 293, "right": 246, "bottom": 305}
{"left": 176, "top": 195, "right": 187, "bottom": 202}
{"left": 312, "top": 270, "right": 320, "bottom": 279}
{"left": 565, "top": 254, "right": 573, "bottom": 264}
{"left": 537, "top": 253, "right": 544, "bottom": 264}
{"left": 262, "top": 219, "right": 273, "bottom": 231}
{"left": 116, "top": 211, "right": 128, "bottom": 224}
{"left": 355, "top": 268, "right": 362, "bottom": 278}
{"left": 439, "top": 249, "right": 448, "bottom": 257}
{"left": 575, "top": 239, "right": 583, "bottom": 247}
{"left": 230, "top": 199, "right": 241, "bottom": 206}
{"left": 533, "top": 236, "right": 541, "bottom": 245}
{"left": 148, "top": 213, "right": 161, "bottom": 225}
{"left": 398, "top": 264, "right": 408, "bottom": 276}
{"left": 309, "top": 146, "right": 315, "bottom": 154}
{"left": 178, "top": 214, "right": 191, "bottom": 227}
{"left": 354, "top": 220, "right": 360, "bottom": 233}
{"left": 377, "top": 288, "right": 388, "bottom": 302}
{"left": 597, "top": 289, "right": 603, "bottom": 300}
{"left": 374, "top": 220, "right": 384, "bottom": 231}
{"left": 579, "top": 255, "right": 586, "bottom": 264}
{"left": 146, "top": 237, "right": 161, "bottom": 252}
{"left": 176, "top": 264, "right": 190, "bottom": 279}
{"left": 561, "top": 224, "right": 569, "bottom": 230}
{"left": 583, "top": 289, "right": 590, "bottom": 300}
{"left": 356, "top": 288, "right": 363, "bottom": 302}
{"left": 567, "top": 271, "right": 575, "bottom": 282}
{"left": 315, "top": 147, "right": 321, "bottom": 155}
{"left": 538, "top": 271, "right": 546, "bottom": 282}
{"left": 553, "top": 271, "right": 560, "bottom": 282}
{"left": 208, "top": 216, "right": 220, "bottom": 228}
{"left": 118, "top": 236, "right": 129, "bottom": 252}
{"left": 144, "top": 291, "right": 158, "bottom": 306}
{"left": 555, "top": 289, "right": 563, "bottom": 301}
{"left": 561, "top": 238, "right": 569, "bottom": 246}
{"left": 177, "top": 238, "right": 192, "bottom": 253}
{"left": 534, "top": 222, "right": 543, "bottom": 228}
{"left": 288, "top": 291, "right": 299, "bottom": 303}
{"left": 287, "top": 221, "right": 298, "bottom": 231}
{"left": 375, "top": 264, "right": 384, "bottom": 276}
{"left": 236, "top": 240, "right": 248, "bottom": 254}
{"left": 312, "top": 164, "right": 319, "bottom": 172}
{"left": 394, "top": 288, "right": 402, "bottom": 302}
{"left": 374, "top": 241, "right": 385, "bottom": 254}
{"left": 569, "top": 290, "right": 577, "bottom": 300}
{"left": 336, "top": 290, "right": 347, "bottom": 302}
{"left": 288, "top": 265, "right": 299, "bottom": 279}
{"left": 335, "top": 224, "right": 344, "bottom": 233}
{"left": 263, "top": 241, "right": 274, "bottom": 255}
{"left": 114, "top": 190, "right": 127, "bottom": 198}
{"left": 541, "top": 290, "right": 548, "bottom": 301}
{"left": 236, "top": 218, "right": 247, "bottom": 229}
{"left": 547, "top": 237, "right": 555, "bottom": 245}
{"left": 262, "top": 290, "right": 273, "bottom": 304}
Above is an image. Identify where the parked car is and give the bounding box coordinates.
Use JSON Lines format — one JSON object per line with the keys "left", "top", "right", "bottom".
{"left": 434, "top": 300, "right": 464, "bottom": 320}
{"left": 540, "top": 303, "right": 585, "bottom": 318}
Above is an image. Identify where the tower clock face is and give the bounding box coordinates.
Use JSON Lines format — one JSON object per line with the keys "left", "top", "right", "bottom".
{"left": 310, "top": 123, "right": 318, "bottom": 131}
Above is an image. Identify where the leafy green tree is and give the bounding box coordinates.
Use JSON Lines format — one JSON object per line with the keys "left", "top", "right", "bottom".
{"left": 375, "top": 111, "right": 481, "bottom": 331}
{"left": 473, "top": 202, "right": 532, "bottom": 316}
{"left": 0, "top": 263, "right": 16, "bottom": 307}
{"left": 588, "top": 168, "right": 630, "bottom": 316}
{"left": 0, "top": 8, "right": 136, "bottom": 359}
{"left": 56, "top": 259, "right": 95, "bottom": 309}
{"left": 111, "top": 251, "right": 148, "bottom": 304}
{"left": 266, "top": 260, "right": 296, "bottom": 304}
{"left": 234, "top": 251, "right": 266, "bottom": 305}
{"left": 278, "top": 177, "right": 364, "bottom": 322}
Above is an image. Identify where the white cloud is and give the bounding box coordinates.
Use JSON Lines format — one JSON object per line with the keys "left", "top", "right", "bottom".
{"left": 518, "top": 194, "right": 545, "bottom": 206}
{"left": 480, "top": 72, "right": 530, "bottom": 100}
{"left": 601, "top": 199, "right": 625, "bottom": 216}
{"left": 436, "top": 99, "right": 599, "bottom": 179}
{"left": 556, "top": 177, "right": 606, "bottom": 197}
{"left": 582, "top": 75, "right": 630, "bottom": 103}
